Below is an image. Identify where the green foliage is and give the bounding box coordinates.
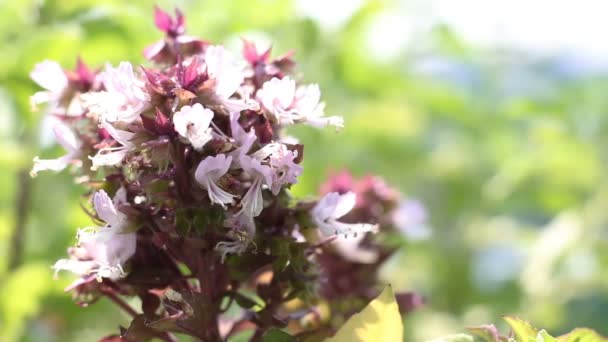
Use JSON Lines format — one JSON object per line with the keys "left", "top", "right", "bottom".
{"left": 262, "top": 328, "right": 295, "bottom": 342}
{"left": 444, "top": 317, "right": 607, "bottom": 342}
{"left": 0, "top": 263, "right": 56, "bottom": 341}
{"left": 557, "top": 328, "right": 607, "bottom": 342}
{"left": 503, "top": 316, "right": 541, "bottom": 341}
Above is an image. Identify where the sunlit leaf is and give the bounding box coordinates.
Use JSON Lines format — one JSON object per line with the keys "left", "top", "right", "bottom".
{"left": 325, "top": 286, "right": 403, "bottom": 342}
{"left": 503, "top": 316, "right": 539, "bottom": 342}
{"left": 537, "top": 330, "right": 557, "bottom": 342}
{"left": 557, "top": 328, "right": 608, "bottom": 342}
{"left": 262, "top": 328, "right": 295, "bottom": 342}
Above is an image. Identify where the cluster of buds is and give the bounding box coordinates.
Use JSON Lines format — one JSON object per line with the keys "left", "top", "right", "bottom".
{"left": 30, "top": 7, "right": 426, "bottom": 341}
{"left": 315, "top": 172, "right": 428, "bottom": 322}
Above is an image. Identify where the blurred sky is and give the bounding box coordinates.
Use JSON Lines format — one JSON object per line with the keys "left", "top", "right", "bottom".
{"left": 297, "top": 0, "right": 608, "bottom": 68}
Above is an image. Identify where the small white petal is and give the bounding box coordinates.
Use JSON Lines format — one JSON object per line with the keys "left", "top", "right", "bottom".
{"left": 224, "top": 212, "right": 256, "bottom": 236}
{"left": 30, "top": 60, "right": 68, "bottom": 93}
{"left": 258, "top": 77, "right": 296, "bottom": 113}
{"left": 173, "top": 103, "right": 214, "bottom": 150}
{"left": 93, "top": 190, "right": 120, "bottom": 227}
{"left": 312, "top": 192, "right": 379, "bottom": 237}
{"left": 52, "top": 259, "right": 96, "bottom": 279}
{"left": 331, "top": 191, "right": 357, "bottom": 219}
{"left": 89, "top": 147, "right": 130, "bottom": 170}
{"left": 206, "top": 181, "right": 236, "bottom": 206}
{"left": 102, "top": 62, "right": 149, "bottom": 105}
{"left": 30, "top": 91, "right": 53, "bottom": 108}
{"left": 294, "top": 84, "right": 321, "bottom": 114}
{"left": 240, "top": 177, "right": 265, "bottom": 218}
{"left": 89, "top": 121, "right": 135, "bottom": 170}
{"left": 215, "top": 240, "right": 248, "bottom": 263}
{"left": 258, "top": 77, "right": 343, "bottom": 129}
{"left": 239, "top": 156, "right": 273, "bottom": 217}
{"left": 30, "top": 155, "right": 73, "bottom": 176}
{"left": 241, "top": 155, "right": 273, "bottom": 187}
{"left": 101, "top": 120, "right": 134, "bottom": 147}
{"left": 30, "top": 123, "right": 81, "bottom": 177}
{"left": 195, "top": 154, "right": 235, "bottom": 206}
{"left": 321, "top": 221, "right": 379, "bottom": 237}
{"left": 332, "top": 234, "right": 379, "bottom": 264}
{"left": 222, "top": 97, "right": 259, "bottom": 114}
{"left": 81, "top": 62, "right": 149, "bottom": 124}
{"left": 228, "top": 113, "right": 257, "bottom": 168}
{"left": 55, "top": 189, "right": 136, "bottom": 281}
{"left": 205, "top": 46, "right": 245, "bottom": 100}
{"left": 53, "top": 123, "right": 80, "bottom": 153}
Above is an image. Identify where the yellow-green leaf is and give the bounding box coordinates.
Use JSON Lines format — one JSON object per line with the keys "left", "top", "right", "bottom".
{"left": 537, "top": 330, "right": 556, "bottom": 342}
{"left": 503, "top": 316, "right": 539, "bottom": 342}
{"left": 557, "top": 328, "right": 608, "bottom": 342}
{"left": 325, "top": 286, "right": 403, "bottom": 342}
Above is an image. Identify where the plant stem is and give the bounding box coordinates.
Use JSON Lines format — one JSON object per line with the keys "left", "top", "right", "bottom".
{"left": 101, "top": 287, "right": 179, "bottom": 342}
{"left": 8, "top": 169, "right": 31, "bottom": 271}
{"left": 101, "top": 286, "right": 139, "bottom": 318}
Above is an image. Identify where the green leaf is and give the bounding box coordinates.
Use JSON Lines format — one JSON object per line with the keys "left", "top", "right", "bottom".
{"left": 175, "top": 208, "right": 192, "bottom": 235}
{"left": 503, "top": 316, "right": 539, "bottom": 342}
{"left": 262, "top": 328, "right": 296, "bottom": 342}
{"left": 123, "top": 315, "right": 158, "bottom": 342}
{"left": 325, "top": 286, "right": 403, "bottom": 342}
{"left": 537, "top": 330, "right": 557, "bottom": 342}
{"left": 270, "top": 237, "right": 291, "bottom": 272}
{"left": 557, "top": 328, "right": 608, "bottom": 342}
{"left": 234, "top": 291, "right": 265, "bottom": 311}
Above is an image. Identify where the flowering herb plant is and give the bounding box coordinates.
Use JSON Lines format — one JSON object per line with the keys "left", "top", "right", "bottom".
{"left": 29, "top": 7, "right": 426, "bottom": 342}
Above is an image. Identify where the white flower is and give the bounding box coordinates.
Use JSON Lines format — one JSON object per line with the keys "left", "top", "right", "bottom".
{"left": 93, "top": 187, "right": 128, "bottom": 227}
{"left": 291, "top": 227, "right": 306, "bottom": 243}
{"left": 257, "top": 77, "right": 343, "bottom": 129}
{"left": 257, "top": 77, "right": 295, "bottom": 118}
{"left": 269, "top": 149, "right": 302, "bottom": 194}
{"left": 228, "top": 112, "right": 256, "bottom": 168}
{"left": 251, "top": 143, "right": 302, "bottom": 195}
{"left": 173, "top": 103, "right": 214, "bottom": 150}
{"left": 31, "top": 122, "right": 81, "bottom": 176}
{"left": 81, "top": 62, "right": 149, "bottom": 124}
{"left": 332, "top": 234, "right": 379, "bottom": 264}
{"left": 74, "top": 189, "right": 128, "bottom": 250}
{"left": 30, "top": 60, "right": 68, "bottom": 110}
{"left": 392, "top": 200, "right": 431, "bottom": 241}
{"left": 224, "top": 211, "right": 256, "bottom": 236}
{"left": 53, "top": 189, "right": 136, "bottom": 281}
{"left": 215, "top": 212, "right": 256, "bottom": 262}
{"left": 89, "top": 120, "right": 135, "bottom": 170}
{"left": 215, "top": 240, "right": 248, "bottom": 263}
{"left": 204, "top": 46, "right": 258, "bottom": 113}
{"left": 312, "top": 192, "right": 379, "bottom": 237}
{"left": 195, "top": 154, "right": 235, "bottom": 207}
{"left": 239, "top": 155, "right": 273, "bottom": 218}
{"left": 294, "top": 84, "right": 344, "bottom": 129}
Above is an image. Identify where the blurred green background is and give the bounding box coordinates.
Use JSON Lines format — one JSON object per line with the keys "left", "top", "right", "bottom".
{"left": 2, "top": 0, "right": 608, "bottom": 341}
